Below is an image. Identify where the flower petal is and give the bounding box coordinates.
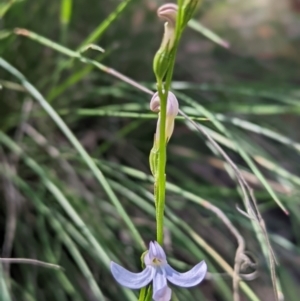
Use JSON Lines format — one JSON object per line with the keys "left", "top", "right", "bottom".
{"left": 165, "top": 261, "right": 207, "bottom": 287}
{"left": 153, "top": 268, "right": 172, "bottom": 301}
{"left": 165, "top": 118, "right": 175, "bottom": 142}
{"left": 166, "top": 92, "right": 179, "bottom": 118}
{"left": 149, "top": 241, "right": 167, "bottom": 261}
{"left": 110, "top": 262, "right": 154, "bottom": 289}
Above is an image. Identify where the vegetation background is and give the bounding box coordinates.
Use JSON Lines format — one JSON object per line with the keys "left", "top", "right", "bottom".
{"left": 1, "top": 0, "right": 300, "bottom": 300}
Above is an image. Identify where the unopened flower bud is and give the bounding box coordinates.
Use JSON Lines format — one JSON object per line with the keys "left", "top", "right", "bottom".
{"left": 150, "top": 91, "right": 179, "bottom": 117}
{"left": 157, "top": 3, "right": 178, "bottom": 27}
{"left": 153, "top": 4, "right": 178, "bottom": 81}
{"left": 150, "top": 91, "right": 179, "bottom": 147}
{"left": 181, "top": 0, "right": 201, "bottom": 28}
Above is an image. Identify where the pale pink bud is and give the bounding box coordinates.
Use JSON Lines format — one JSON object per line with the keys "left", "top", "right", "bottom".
{"left": 157, "top": 3, "right": 178, "bottom": 27}
{"left": 150, "top": 91, "right": 179, "bottom": 146}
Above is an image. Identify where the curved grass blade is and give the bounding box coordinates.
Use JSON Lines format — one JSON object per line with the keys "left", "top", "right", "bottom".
{"left": 0, "top": 263, "right": 12, "bottom": 301}
{"left": 177, "top": 91, "right": 287, "bottom": 215}
{"left": 188, "top": 19, "right": 230, "bottom": 49}
{"left": 79, "top": 0, "right": 134, "bottom": 48}
{"left": 0, "top": 132, "right": 137, "bottom": 301}
{"left": 0, "top": 57, "right": 145, "bottom": 251}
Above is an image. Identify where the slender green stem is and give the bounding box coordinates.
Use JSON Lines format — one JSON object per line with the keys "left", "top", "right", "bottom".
{"left": 156, "top": 81, "right": 167, "bottom": 244}
{"left": 155, "top": 2, "right": 185, "bottom": 244}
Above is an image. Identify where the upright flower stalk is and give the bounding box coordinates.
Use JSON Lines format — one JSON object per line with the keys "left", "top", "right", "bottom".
{"left": 149, "top": 90, "right": 179, "bottom": 244}
{"left": 151, "top": 0, "right": 203, "bottom": 291}
{"left": 152, "top": 2, "right": 180, "bottom": 247}
{"left": 111, "top": 1, "right": 206, "bottom": 300}
{"left": 152, "top": 0, "right": 197, "bottom": 246}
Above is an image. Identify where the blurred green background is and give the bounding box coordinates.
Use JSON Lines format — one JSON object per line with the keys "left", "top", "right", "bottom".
{"left": 1, "top": 0, "right": 300, "bottom": 300}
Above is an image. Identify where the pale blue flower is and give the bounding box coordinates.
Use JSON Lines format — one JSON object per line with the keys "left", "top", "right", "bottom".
{"left": 110, "top": 241, "right": 207, "bottom": 301}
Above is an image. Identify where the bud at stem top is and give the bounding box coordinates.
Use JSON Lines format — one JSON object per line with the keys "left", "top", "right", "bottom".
{"left": 180, "top": 0, "right": 201, "bottom": 28}
{"left": 153, "top": 4, "right": 178, "bottom": 81}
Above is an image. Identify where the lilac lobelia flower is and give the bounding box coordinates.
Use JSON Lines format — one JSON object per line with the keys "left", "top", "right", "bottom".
{"left": 110, "top": 241, "right": 207, "bottom": 301}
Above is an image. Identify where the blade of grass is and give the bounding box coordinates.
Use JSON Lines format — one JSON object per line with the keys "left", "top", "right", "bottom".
{"left": 49, "top": 0, "right": 134, "bottom": 95}
{"left": 60, "top": 0, "right": 72, "bottom": 45}
{"left": 78, "top": 0, "right": 134, "bottom": 48}
{"left": 0, "top": 57, "right": 145, "bottom": 251}
{"left": 9, "top": 176, "right": 106, "bottom": 300}
{"left": 170, "top": 82, "right": 300, "bottom": 107}
{"left": 180, "top": 114, "right": 283, "bottom": 301}
{"left": 0, "top": 133, "right": 137, "bottom": 301}
{"left": 177, "top": 91, "right": 287, "bottom": 214}
{"left": 12, "top": 29, "right": 153, "bottom": 95}
{"left": 0, "top": 161, "right": 140, "bottom": 300}
{"left": 0, "top": 0, "right": 23, "bottom": 18}
{"left": 188, "top": 19, "right": 229, "bottom": 48}
{"left": 35, "top": 215, "right": 83, "bottom": 301}
{"left": 0, "top": 263, "right": 12, "bottom": 301}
